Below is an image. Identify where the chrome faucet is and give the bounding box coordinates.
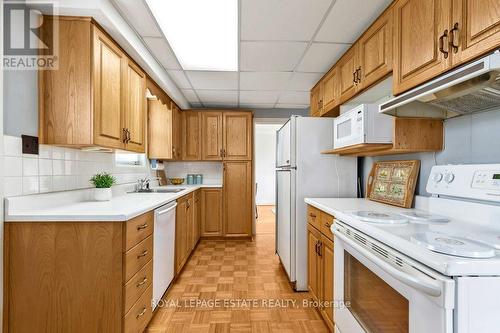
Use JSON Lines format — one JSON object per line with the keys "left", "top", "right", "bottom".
{"left": 137, "top": 178, "right": 151, "bottom": 191}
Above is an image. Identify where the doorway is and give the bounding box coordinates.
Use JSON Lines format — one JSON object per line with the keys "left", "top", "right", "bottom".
{"left": 254, "top": 120, "right": 286, "bottom": 235}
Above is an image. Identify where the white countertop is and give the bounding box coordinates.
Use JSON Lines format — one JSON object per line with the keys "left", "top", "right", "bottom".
{"left": 5, "top": 184, "right": 222, "bottom": 222}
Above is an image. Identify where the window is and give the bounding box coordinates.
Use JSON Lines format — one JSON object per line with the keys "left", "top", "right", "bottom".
{"left": 115, "top": 153, "right": 146, "bottom": 167}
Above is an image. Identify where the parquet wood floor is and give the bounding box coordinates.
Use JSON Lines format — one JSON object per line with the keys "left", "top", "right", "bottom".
{"left": 146, "top": 206, "right": 329, "bottom": 333}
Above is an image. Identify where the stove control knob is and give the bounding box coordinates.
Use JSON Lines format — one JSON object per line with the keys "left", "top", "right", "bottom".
{"left": 444, "top": 173, "right": 455, "bottom": 184}
{"left": 433, "top": 173, "right": 443, "bottom": 183}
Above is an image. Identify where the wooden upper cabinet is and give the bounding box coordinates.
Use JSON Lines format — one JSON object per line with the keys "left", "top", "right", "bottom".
{"left": 223, "top": 161, "right": 252, "bottom": 237}
{"left": 92, "top": 26, "right": 126, "bottom": 150}
{"left": 182, "top": 111, "right": 201, "bottom": 160}
{"left": 320, "top": 67, "right": 339, "bottom": 116}
{"left": 310, "top": 85, "right": 321, "bottom": 116}
{"left": 451, "top": 0, "right": 500, "bottom": 66}
{"left": 338, "top": 45, "right": 359, "bottom": 104}
{"left": 172, "top": 104, "right": 183, "bottom": 160}
{"left": 393, "top": 0, "right": 452, "bottom": 95}
{"left": 148, "top": 98, "right": 172, "bottom": 159}
{"left": 201, "top": 112, "right": 223, "bottom": 160}
{"left": 358, "top": 7, "right": 393, "bottom": 90}
{"left": 223, "top": 112, "right": 253, "bottom": 160}
{"left": 124, "top": 60, "right": 146, "bottom": 153}
{"left": 39, "top": 18, "right": 147, "bottom": 152}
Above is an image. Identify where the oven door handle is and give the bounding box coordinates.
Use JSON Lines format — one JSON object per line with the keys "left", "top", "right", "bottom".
{"left": 334, "top": 230, "right": 443, "bottom": 297}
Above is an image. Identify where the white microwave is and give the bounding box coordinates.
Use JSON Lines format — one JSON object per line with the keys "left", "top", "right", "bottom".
{"left": 333, "top": 104, "right": 393, "bottom": 149}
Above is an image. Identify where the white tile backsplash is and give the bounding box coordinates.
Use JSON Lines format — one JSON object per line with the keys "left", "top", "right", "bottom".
{"left": 3, "top": 135, "right": 150, "bottom": 197}
{"left": 164, "top": 162, "right": 223, "bottom": 184}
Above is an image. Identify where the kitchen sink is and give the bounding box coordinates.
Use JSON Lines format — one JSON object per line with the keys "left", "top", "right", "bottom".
{"left": 130, "top": 188, "right": 185, "bottom": 194}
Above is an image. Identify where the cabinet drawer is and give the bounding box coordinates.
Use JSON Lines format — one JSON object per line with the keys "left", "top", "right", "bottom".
{"left": 124, "top": 236, "right": 153, "bottom": 282}
{"left": 124, "top": 260, "right": 153, "bottom": 315}
{"left": 123, "top": 284, "right": 153, "bottom": 333}
{"left": 320, "top": 212, "right": 334, "bottom": 241}
{"left": 124, "top": 211, "right": 153, "bottom": 252}
{"left": 307, "top": 205, "right": 321, "bottom": 230}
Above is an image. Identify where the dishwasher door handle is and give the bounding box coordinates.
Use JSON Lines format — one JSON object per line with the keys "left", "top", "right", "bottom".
{"left": 155, "top": 203, "right": 177, "bottom": 216}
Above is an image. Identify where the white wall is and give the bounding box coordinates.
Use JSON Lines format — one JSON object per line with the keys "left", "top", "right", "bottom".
{"left": 254, "top": 123, "right": 283, "bottom": 205}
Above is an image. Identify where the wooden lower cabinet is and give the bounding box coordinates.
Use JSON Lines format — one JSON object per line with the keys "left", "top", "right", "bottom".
{"left": 201, "top": 188, "right": 223, "bottom": 236}
{"left": 176, "top": 193, "right": 193, "bottom": 273}
{"left": 223, "top": 161, "right": 253, "bottom": 237}
{"left": 193, "top": 190, "right": 201, "bottom": 246}
{"left": 4, "top": 211, "right": 155, "bottom": 333}
{"left": 307, "top": 205, "right": 335, "bottom": 331}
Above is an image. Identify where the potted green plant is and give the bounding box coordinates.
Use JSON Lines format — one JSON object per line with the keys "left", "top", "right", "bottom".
{"left": 90, "top": 173, "right": 116, "bottom": 201}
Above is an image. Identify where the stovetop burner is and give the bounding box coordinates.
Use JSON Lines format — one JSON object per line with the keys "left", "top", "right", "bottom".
{"left": 411, "top": 232, "right": 496, "bottom": 258}
{"left": 399, "top": 210, "right": 450, "bottom": 224}
{"left": 351, "top": 211, "right": 409, "bottom": 224}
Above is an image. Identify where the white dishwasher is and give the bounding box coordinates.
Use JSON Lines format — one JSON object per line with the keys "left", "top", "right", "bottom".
{"left": 153, "top": 201, "right": 177, "bottom": 309}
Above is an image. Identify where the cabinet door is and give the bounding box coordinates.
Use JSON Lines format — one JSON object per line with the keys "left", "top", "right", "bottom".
{"left": 451, "top": 0, "right": 500, "bottom": 66}
{"left": 172, "top": 104, "right": 183, "bottom": 160}
{"left": 201, "top": 112, "right": 223, "bottom": 160}
{"left": 358, "top": 8, "right": 393, "bottom": 90}
{"left": 310, "top": 85, "right": 321, "bottom": 116}
{"left": 393, "top": 0, "right": 452, "bottom": 95}
{"left": 175, "top": 196, "right": 188, "bottom": 273}
{"left": 338, "top": 46, "right": 359, "bottom": 104}
{"left": 320, "top": 67, "right": 339, "bottom": 116}
{"left": 307, "top": 224, "right": 321, "bottom": 301}
{"left": 223, "top": 112, "right": 253, "bottom": 161}
{"left": 223, "top": 161, "right": 252, "bottom": 237}
{"left": 124, "top": 60, "right": 146, "bottom": 153}
{"left": 186, "top": 194, "right": 194, "bottom": 252}
{"left": 193, "top": 190, "right": 201, "bottom": 244}
{"left": 148, "top": 99, "right": 173, "bottom": 159}
{"left": 182, "top": 111, "right": 201, "bottom": 160}
{"left": 320, "top": 236, "right": 334, "bottom": 331}
{"left": 93, "top": 26, "right": 126, "bottom": 150}
{"left": 201, "top": 188, "right": 223, "bottom": 236}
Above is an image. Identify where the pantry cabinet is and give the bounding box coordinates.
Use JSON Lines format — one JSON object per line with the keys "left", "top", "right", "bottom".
{"left": 223, "top": 161, "right": 253, "bottom": 237}
{"left": 182, "top": 111, "right": 202, "bottom": 160}
{"left": 201, "top": 188, "right": 223, "bottom": 237}
{"left": 222, "top": 112, "right": 253, "bottom": 161}
{"left": 201, "top": 112, "right": 224, "bottom": 160}
{"left": 393, "top": 0, "right": 452, "bottom": 95}
{"left": 39, "top": 17, "right": 146, "bottom": 152}
{"left": 307, "top": 205, "right": 335, "bottom": 331}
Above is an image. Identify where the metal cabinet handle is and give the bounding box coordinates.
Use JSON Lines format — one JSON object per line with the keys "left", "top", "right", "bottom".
{"left": 220, "top": 148, "right": 224, "bottom": 157}
{"left": 136, "top": 277, "right": 148, "bottom": 287}
{"left": 136, "top": 223, "right": 148, "bottom": 231}
{"left": 309, "top": 213, "right": 316, "bottom": 218}
{"left": 438, "top": 29, "right": 449, "bottom": 59}
{"left": 122, "top": 128, "right": 128, "bottom": 143}
{"left": 136, "top": 307, "right": 147, "bottom": 319}
{"left": 353, "top": 71, "right": 357, "bottom": 84}
{"left": 324, "top": 222, "right": 330, "bottom": 228}
{"left": 186, "top": 201, "right": 191, "bottom": 209}
{"left": 449, "top": 22, "right": 459, "bottom": 53}
{"left": 318, "top": 242, "right": 323, "bottom": 257}
{"left": 137, "top": 250, "right": 148, "bottom": 259}
{"left": 315, "top": 241, "right": 320, "bottom": 255}
{"left": 356, "top": 67, "right": 362, "bottom": 83}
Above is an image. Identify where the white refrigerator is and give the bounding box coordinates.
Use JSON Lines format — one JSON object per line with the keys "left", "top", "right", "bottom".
{"left": 275, "top": 116, "right": 357, "bottom": 291}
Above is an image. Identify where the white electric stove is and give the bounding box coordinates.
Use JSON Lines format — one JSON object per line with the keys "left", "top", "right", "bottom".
{"left": 306, "top": 164, "right": 500, "bottom": 333}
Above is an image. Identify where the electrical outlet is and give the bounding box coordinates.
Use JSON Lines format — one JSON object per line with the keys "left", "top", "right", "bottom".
{"left": 21, "top": 135, "right": 39, "bottom": 155}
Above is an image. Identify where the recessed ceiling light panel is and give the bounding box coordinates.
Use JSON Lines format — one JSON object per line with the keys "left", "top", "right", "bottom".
{"left": 146, "top": 0, "right": 238, "bottom": 71}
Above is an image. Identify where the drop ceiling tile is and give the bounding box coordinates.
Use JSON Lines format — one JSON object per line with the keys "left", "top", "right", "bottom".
{"left": 297, "top": 43, "right": 350, "bottom": 73}
{"left": 197, "top": 90, "right": 238, "bottom": 104}
{"left": 239, "top": 91, "right": 280, "bottom": 104}
{"left": 286, "top": 72, "right": 324, "bottom": 91}
{"left": 186, "top": 71, "right": 239, "bottom": 90}
{"left": 241, "top": 0, "right": 332, "bottom": 41}
{"left": 143, "top": 37, "right": 181, "bottom": 70}
{"left": 315, "top": 0, "right": 392, "bottom": 43}
{"left": 276, "top": 103, "right": 309, "bottom": 109}
{"left": 241, "top": 42, "right": 308, "bottom": 72}
{"left": 181, "top": 89, "right": 200, "bottom": 103}
{"left": 278, "top": 91, "right": 310, "bottom": 104}
{"left": 114, "top": 0, "right": 163, "bottom": 37}
{"left": 168, "top": 70, "right": 192, "bottom": 89}
{"left": 240, "top": 72, "right": 292, "bottom": 91}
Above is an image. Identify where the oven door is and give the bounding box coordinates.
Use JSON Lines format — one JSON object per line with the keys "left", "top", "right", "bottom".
{"left": 333, "top": 220, "right": 455, "bottom": 333}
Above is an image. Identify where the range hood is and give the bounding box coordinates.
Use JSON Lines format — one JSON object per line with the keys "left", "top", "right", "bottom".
{"left": 380, "top": 51, "right": 500, "bottom": 118}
